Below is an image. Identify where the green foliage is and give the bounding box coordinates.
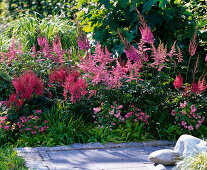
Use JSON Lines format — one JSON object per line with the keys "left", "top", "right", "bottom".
{"left": 76, "top": 0, "right": 197, "bottom": 56}
{"left": 37, "top": 102, "right": 91, "bottom": 146}
{"left": 0, "top": 145, "right": 27, "bottom": 170}
{"left": 0, "top": 70, "right": 13, "bottom": 101}
{"left": 2, "top": 14, "right": 78, "bottom": 51}
{"left": 1, "top": 0, "right": 77, "bottom": 20}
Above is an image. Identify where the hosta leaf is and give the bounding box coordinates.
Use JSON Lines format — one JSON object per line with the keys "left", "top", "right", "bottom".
{"left": 159, "top": 0, "right": 169, "bottom": 9}
{"left": 142, "top": 0, "right": 159, "bottom": 13}
{"left": 119, "top": 0, "right": 129, "bottom": 8}
{"left": 99, "top": 0, "right": 111, "bottom": 9}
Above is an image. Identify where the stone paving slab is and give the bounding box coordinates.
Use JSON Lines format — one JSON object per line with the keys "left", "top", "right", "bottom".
{"left": 16, "top": 141, "right": 176, "bottom": 170}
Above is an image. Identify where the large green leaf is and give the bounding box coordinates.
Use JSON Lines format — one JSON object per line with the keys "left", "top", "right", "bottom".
{"left": 159, "top": 0, "right": 169, "bottom": 9}
{"left": 142, "top": 0, "right": 159, "bottom": 13}
{"left": 99, "top": 0, "right": 111, "bottom": 9}
{"left": 119, "top": 0, "right": 129, "bottom": 8}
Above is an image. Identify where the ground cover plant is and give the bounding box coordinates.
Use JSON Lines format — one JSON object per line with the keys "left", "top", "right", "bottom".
{"left": 0, "top": 145, "right": 27, "bottom": 170}
{"left": 0, "top": 0, "right": 207, "bottom": 167}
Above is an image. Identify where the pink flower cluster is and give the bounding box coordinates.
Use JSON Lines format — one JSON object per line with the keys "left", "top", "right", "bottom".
{"left": 93, "top": 102, "right": 125, "bottom": 129}
{"left": 125, "top": 105, "right": 149, "bottom": 124}
{"left": 0, "top": 116, "right": 13, "bottom": 131}
{"left": 0, "top": 112, "right": 49, "bottom": 136}
{"left": 79, "top": 42, "right": 144, "bottom": 88}
{"left": 17, "top": 115, "right": 49, "bottom": 134}
{"left": 36, "top": 35, "right": 66, "bottom": 63}
{"left": 1, "top": 38, "right": 23, "bottom": 63}
{"left": 171, "top": 101, "right": 205, "bottom": 130}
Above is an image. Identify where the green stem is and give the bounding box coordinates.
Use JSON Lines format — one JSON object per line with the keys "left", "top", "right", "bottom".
{"left": 185, "top": 55, "right": 192, "bottom": 82}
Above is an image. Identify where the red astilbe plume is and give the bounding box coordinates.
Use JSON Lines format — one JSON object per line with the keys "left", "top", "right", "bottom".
{"left": 49, "top": 67, "right": 70, "bottom": 86}
{"left": 173, "top": 73, "right": 183, "bottom": 89}
{"left": 5, "top": 92, "right": 23, "bottom": 108}
{"left": 191, "top": 77, "right": 207, "bottom": 94}
{"left": 63, "top": 71, "right": 87, "bottom": 103}
{"left": 189, "top": 28, "right": 197, "bottom": 57}
{"left": 12, "top": 70, "right": 44, "bottom": 100}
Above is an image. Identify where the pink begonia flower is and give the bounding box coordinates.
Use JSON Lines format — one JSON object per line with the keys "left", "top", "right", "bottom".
{"left": 125, "top": 111, "right": 133, "bottom": 118}
{"left": 44, "top": 120, "right": 48, "bottom": 124}
{"left": 114, "top": 110, "right": 121, "bottom": 118}
{"left": 134, "top": 119, "right": 137, "bottom": 122}
{"left": 171, "top": 110, "right": 176, "bottom": 116}
{"left": 195, "top": 123, "right": 201, "bottom": 129}
{"left": 44, "top": 126, "right": 49, "bottom": 130}
{"left": 181, "top": 121, "right": 187, "bottom": 126}
{"left": 40, "top": 127, "right": 45, "bottom": 132}
{"left": 188, "top": 125, "right": 194, "bottom": 131}
{"left": 109, "top": 110, "right": 114, "bottom": 115}
{"left": 116, "top": 105, "right": 123, "bottom": 109}
{"left": 180, "top": 101, "right": 187, "bottom": 108}
{"left": 93, "top": 107, "right": 101, "bottom": 114}
{"left": 4, "top": 126, "right": 9, "bottom": 131}
{"left": 34, "top": 116, "right": 39, "bottom": 120}
{"left": 0, "top": 120, "right": 5, "bottom": 124}
{"left": 31, "top": 131, "right": 36, "bottom": 134}
{"left": 112, "top": 122, "right": 115, "bottom": 125}
{"left": 111, "top": 105, "right": 115, "bottom": 109}
{"left": 36, "top": 110, "right": 42, "bottom": 114}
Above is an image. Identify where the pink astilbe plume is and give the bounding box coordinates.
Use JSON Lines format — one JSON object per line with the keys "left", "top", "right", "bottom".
{"left": 150, "top": 42, "right": 168, "bottom": 71}
{"left": 176, "top": 46, "right": 183, "bottom": 63}
{"left": 12, "top": 70, "right": 44, "bottom": 100}
{"left": 76, "top": 22, "right": 90, "bottom": 51}
{"left": 173, "top": 73, "right": 183, "bottom": 89}
{"left": 1, "top": 38, "right": 23, "bottom": 63}
{"left": 139, "top": 26, "right": 154, "bottom": 44}
{"left": 188, "top": 28, "right": 197, "bottom": 57}
{"left": 191, "top": 77, "right": 207, "bottom": 94}
{"left": 119, "top": 31, "right": 140, "bottom": 62}
{"left": 63, "top": 71, "right": 87, "bottom": 103}
{"left": 137, "top": 10, "right": 154, "bottom": 44}
{"left": 37, "top": 35, "right": 66, "bottom": 63}
{"left": 79, "top": 42, "right": 114, "bottom": 85}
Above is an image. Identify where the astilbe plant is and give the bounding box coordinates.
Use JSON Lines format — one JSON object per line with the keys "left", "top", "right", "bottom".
{"left": 63, "top": 70, "right": 87, "bottom": 103}
{"left": 37, "top": 35, "right": 66, "bottom": 63}
{"left": 48, "top": 67, "right": 88, "bottom": 103}
{"left": 173, "top": 73, "right": 207, "bottom": 95}
{"left": 6, "top": 70, "right": 43, "bottom": 109}
{"left": 1, "top": 38, "right": 23, "bottom": 63}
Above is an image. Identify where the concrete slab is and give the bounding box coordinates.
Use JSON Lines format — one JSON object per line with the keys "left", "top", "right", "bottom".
{"left": 16, "top": 141, "right": 176, "bottom": 170}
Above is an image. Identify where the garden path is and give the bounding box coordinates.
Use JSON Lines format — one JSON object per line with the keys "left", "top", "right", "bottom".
{"left": 16, "top": 141, "right": 176, "bottom": 170}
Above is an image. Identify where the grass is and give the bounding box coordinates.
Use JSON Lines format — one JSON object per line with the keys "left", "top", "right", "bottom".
{"left": 0, "top": 145, "right": 28, "bottom": 170}
{"left": 179, "top": 151, "right": 207, "bottom": 170}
